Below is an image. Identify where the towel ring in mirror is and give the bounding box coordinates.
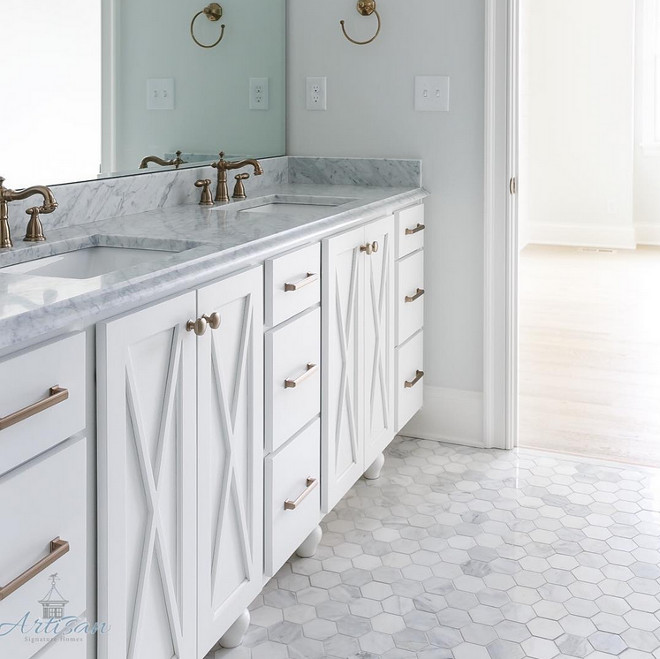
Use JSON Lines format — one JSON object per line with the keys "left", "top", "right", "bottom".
{"left": 191, "top": 3, "right": 226, "bottom": 49}
{"left": 340, "top": 0, "right": 381, "bottom": 46}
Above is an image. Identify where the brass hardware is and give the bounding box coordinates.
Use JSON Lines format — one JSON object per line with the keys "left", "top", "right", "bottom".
{"left": 404, "top": 370, "right": 424, "bottom": 389}
{"left": 0, "top": 386, "right": 68, "bottom": 432}
{"left": 24, "top": 207, "right": 45, "bottom": 242}
{"left": 360, "top": 241, "right": 379, "bottom": 255}
{"left": 212, "top": 152, "right": 263, "bottom": 203}
{"left": 186, "top": 317, "right": 208, "bottom": 336}
{"left": 195, "top": 179, "right": 214, "bottom": 206}
{"left": 340, "top": 0, "right": 381, "bottom": 45}
{"left": 0, "top": 177, "right": 58, "bottom": 249}
{"left": 139, "top": 150, "right": 187, "bottom": 170}
{"left": 405, "top": 223, "right": 425, "bottom": 236}
{"left": 232, "top": 173, "right": 250, "bottom": 200}
{"left": 284, "top": 273, "right": 319, "bottom": 292}
{"left": 284, "top": 478, "right": 319, "bottom": 511}
{"left": 510, "top": 177, "right": 517, "bottom": 195}
{"left": 284, "top": 363, "right": 319, "bottom": 389}
{"left": 191, "top": 3, "right": 226, "bottom": 49}
{"left": 203, "top": 312, "right": 221, "bottom": 330}
{"left": 0, "top": 538, "right": 69, "bottom": 602}
{"left": 405, "top": 288, "right": 425, "bottom": 304}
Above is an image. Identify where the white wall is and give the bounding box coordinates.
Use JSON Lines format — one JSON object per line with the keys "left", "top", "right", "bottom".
{"left": 287, "top": 0, "right": 485, "bottom": 435}
{"left": 519, "top": 0, "right": 636, "bottom": 249}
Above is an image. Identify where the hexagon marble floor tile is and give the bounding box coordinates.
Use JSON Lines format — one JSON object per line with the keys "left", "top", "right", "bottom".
{"left": 207, "top": 436, "right": 660, "bottom": 659}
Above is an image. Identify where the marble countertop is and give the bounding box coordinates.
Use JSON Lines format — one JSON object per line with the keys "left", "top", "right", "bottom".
{"left": 0, "top": 183, "right": 426, "bottom": 355}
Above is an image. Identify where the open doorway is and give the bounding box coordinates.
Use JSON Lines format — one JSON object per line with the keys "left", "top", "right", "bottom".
{"left": 516, "top": 0, "right": 660, "bottom": 465}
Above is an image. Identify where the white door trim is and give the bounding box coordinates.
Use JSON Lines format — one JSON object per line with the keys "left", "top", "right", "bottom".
{"left": 483, "top": 0, "right": 519, "bottom": 450}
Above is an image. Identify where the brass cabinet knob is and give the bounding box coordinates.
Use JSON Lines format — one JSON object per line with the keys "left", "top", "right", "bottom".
{"left": 203, "top": 312, "right": 221, "bottom": 330}
{"left": 360, "top": 241, "right": 379, "bottom": 256}
{"left": 371, "top": 241, "right": 379, "bottom": 253}
{"left": 186, "top": 317, "right": 208, "bottom": 336}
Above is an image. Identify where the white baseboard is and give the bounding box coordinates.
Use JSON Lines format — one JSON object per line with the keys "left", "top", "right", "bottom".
{"left": 401, "top": 386, "right": 484, "bottom": 448}
{"left": 525, "top": 223, "right": 636, "bottom": 249}
{"left": 636, "top": 223, "right": 660, "bottom": 246}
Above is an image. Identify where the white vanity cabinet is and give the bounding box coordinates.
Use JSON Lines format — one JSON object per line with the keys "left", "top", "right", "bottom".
{"left": 322, "top": 215, "right": 395, "bottom": 513}
{"left": 96, "top": 267, "right": 264, "bottom": 659}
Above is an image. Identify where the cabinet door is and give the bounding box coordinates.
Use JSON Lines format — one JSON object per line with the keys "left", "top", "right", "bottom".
{"left": 363, "top": 216, "right": 395, "bottom": 467}
{"left": 322, "top": 226, "right": 364, "bottom": 513}
{"left": 97, "top": 293, "right": 197, "bottom": 659}
{"left": 197, "top": 267, "right": 264, "bottom": 655}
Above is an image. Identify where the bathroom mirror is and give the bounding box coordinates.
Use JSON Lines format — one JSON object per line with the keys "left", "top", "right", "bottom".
{"left": 0, "top": 0, "right": 286, "bottom": 188}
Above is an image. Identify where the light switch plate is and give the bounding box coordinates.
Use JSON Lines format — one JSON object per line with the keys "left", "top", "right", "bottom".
{"left": 249, "top": 77, "right": 269, "bottom": 110}
{"left": 414, "top": 76, "right": 450, "bottom": 112}
{"left": 147, "top": 78, "right": 175, "bottom": 111}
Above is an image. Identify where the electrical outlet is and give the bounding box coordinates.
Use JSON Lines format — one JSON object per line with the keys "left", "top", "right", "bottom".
{"left": 249, "top": 77, "right": 269, "bottom": 110}
{"left": 414, "top": 76, "right": 450, "bottom": 112}
{"left": 147, "top": 78, "right": 175, "bottom": 111}
{"left": 306, "top": 76, "right": 327, "bottom": 111}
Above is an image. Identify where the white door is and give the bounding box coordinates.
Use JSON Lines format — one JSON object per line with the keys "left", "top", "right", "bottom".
{"left": 323, "top": 226, "right": 365, "bottom": 513}
{"left": 197, "top": 267, "right": 264, "bottom": 655}
{"left": 97, "top": 293, "right": 197, "bottom": 659}
{"left": 363, "top": 216, "right": 395, "bottom": 467}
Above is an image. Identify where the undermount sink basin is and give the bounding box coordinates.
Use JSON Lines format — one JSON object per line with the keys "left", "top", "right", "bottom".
{"left": 1, "top": 246, "right": 179, "bottom": 280}
{"left": 232, "top": 195, "right": 356, "bottom": 218}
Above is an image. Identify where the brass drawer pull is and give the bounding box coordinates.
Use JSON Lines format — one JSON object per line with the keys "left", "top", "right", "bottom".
{"left": 0, "top": 386, "right": 69, "bottom": 431}
{"left": 405, "top": 223, "right": 425, "bottom": 236}
{"left": 284, "top": 273, "right": 319, "bottom": 292}
{"left": 284, "top": 478, "right": 318, "bottom": 511}
{"left": 405, "top": 288, "right": 425, "bottom": 304}
{"left": 0, "top": 538, "right": 69, "bottom": 601}
{"left": 284, "top": 363, "right": 319, "bottom": 389}
{"left": 404, "top": 370, "right": 424, "bottom": 389}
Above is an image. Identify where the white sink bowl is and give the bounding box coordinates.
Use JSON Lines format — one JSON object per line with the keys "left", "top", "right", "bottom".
{"left": 231, "top": 195, "right": 356, "bottom": 219}
{"left": 1, "top": 246, "right": 179, "bottom": 280}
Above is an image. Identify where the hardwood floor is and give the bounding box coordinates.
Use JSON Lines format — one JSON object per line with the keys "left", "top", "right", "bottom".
{"left": 518, "top": 244, "right": 660, "bottom": 466}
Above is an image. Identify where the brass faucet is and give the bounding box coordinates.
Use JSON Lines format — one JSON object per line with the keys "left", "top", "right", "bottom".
{"left": 211, "top": 152, "right": 263, "bottom": 202}
{"left": 139, "top": 150, "right": 187, "bottom": 170}
{"left": 0, "top": 177, "right": 58, "bottom": 248}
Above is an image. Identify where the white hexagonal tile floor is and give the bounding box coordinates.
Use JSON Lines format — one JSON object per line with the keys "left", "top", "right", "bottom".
{"left": 208, "top": 437, "right": 660, "bottom": 658}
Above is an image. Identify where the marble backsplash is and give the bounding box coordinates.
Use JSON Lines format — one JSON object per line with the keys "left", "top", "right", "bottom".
{"left": 5, "top": 156, "right": 421, "bottom": 239}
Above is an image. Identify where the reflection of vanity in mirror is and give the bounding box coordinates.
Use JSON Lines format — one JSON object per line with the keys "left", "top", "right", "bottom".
{"left": 0, "top": 0, "right": 286, "bottom": 188}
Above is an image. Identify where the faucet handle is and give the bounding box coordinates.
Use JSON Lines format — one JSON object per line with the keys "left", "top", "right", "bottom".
{"left": 24, "top": 207, "right": 46, "bottom": 242}
{"left": 232, "top": 173, "right": 250, "bottom": 200}
{"left": 195, "top": 179, "right": 214, "bottom": 206}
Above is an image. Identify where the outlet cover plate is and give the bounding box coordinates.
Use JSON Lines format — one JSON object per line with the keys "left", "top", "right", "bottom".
{"left": 414, "top": 75, "right": 450, "bottom": 112}
{"left": 147, "top": 78, "right": 175, "bottom": 111}
{"left": 306, "top": 76, "right": 327, "bottom": 111}
{"left": 249, "top": 77, "right": 269, "bottom": 110}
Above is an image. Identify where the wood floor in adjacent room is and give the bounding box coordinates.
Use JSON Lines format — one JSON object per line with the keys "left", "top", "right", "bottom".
{"left": 518, "top": 244, "right": 660, "bottom": 466}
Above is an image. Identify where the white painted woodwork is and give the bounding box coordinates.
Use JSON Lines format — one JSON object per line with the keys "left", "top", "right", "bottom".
{"left": 197, "top": 267, "right": 264, "bottom": 656}
{"left": 266, "top": 307, "right": 321, "bottom": 453}
{"left": 265, "top": 419, "right": 321, "bottom": 576}
{"left": 0, "top": 333, "right": 85, "bottom": 476}
{"left": 396, "top": 330, "right": 425, "bottom": 431}
{"left": 323, "top": 225, "right": 366, "bottom": 512}
{"left": 266, "top": 243, "right": 321, "bottom": 327}
{"left": 396, "top": 249, "right": 425, "bottom": 347}
{"left": 363, "top": 216, "right": 395, "bottom": 469}
{"left": 0, "top": 437, "right": 87, "bottom": 659}
{"left": 396, "top": 204, "right": 425, "bottom": 259}
{"left": 97, "top": 292, "right": 197, "bottom": 659}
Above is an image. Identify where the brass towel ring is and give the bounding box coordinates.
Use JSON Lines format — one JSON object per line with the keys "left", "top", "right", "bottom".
{"left": 191, "top": 3, "right": 226, "bottom": 49}
{"left": 340, "top": 0, "right": 381, "bottom": 46}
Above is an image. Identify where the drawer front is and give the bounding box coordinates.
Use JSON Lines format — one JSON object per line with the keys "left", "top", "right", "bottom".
{"left": 266, "top": 307, "right": 321, "bottom": 453}
{"left": 0, "top": 333, "right": 86, "bottom": 476}
{"left": 397, "top": 249, "right": 425, "bottom": 346}
{"left": 397, "top": 204, "right": 425, "bottom": 259}
{"left": 0, "top": 438, "right": 87, "bottom": 659}
{"left": 396, "top": 330, "right": 424, "bottom": 432}
{"left": 266, "top": 243, "right": 321, "bottom": 327}
{"left": 265, "top": 420, "right": 321, "bottom": 576}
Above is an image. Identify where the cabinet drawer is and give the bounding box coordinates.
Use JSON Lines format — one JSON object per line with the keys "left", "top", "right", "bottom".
{"left": 265, "top": 420, "right": 321, "bottom": 576}
{"left": 266, "top": 243, "right": 321, "bottom": 327}
{"left": 397, "top": 249, "right": 425, "bottom": 346}
{"left": 0, "top": 333, "right": 85, "bottom": 476}
{"left": 0, "top": 438, "right": 87, "bottom": 659}
{"left": 266, "top": 308, "right": 321, "bottom": 453}
{"left": 397, "top": 204, "right": 425, "bottom": 259}
{"left": 396, "top": 330, "right": 424, "bottom": 432}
